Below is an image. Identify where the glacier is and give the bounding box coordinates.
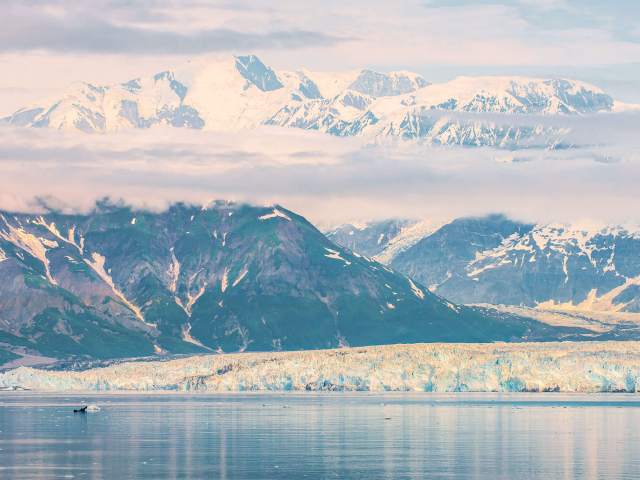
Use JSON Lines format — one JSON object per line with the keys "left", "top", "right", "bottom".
{"left": 2, "top": 342, "right": 640, "bottom": 393}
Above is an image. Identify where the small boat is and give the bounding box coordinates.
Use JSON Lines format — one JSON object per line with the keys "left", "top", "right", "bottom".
{"left": 74, "top": 404, "right": 100, "bottom": 413}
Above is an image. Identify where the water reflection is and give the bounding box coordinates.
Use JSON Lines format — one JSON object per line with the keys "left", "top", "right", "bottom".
{"left": 1, "top": 393, "right": 639, "bottom": 479}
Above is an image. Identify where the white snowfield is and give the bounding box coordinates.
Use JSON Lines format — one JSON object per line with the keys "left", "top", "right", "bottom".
{"left": 5, "top": 53, "right": 632, "bottom": 149}
{"left": 2, "top": 342, "right": 640, "bottom": 393}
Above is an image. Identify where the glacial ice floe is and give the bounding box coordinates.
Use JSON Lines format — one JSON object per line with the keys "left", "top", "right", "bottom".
{"left": 2, "top": 342, "right": 640, "bottom": 393}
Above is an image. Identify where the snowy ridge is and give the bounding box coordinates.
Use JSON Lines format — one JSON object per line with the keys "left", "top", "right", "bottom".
{"left": 373, "top": 219, "right": 450, "bottom": 264}
{"left": 3, "top": 342, "right": 640, "bottom": 393}
{"left": 463, "top": 223, "right": 640, "bottom": 311}
{"left": 267, "top": 75, "right": 616, "bottom": 146}
{"left": 4, "top": 54, "right": 631, "bottom": 148}
{"left": 328, "top": 216, "right": 640, "bottom": 313}
{"left": 389, "top": 76, "right": 611, "bottom": 115}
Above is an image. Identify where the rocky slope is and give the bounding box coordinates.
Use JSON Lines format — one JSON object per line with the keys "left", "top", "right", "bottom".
{"left": 1, "top": 202, "right": 569, "bottom": 363}
{"left": 328, "top": 216, "right": 640, "bottom": 315}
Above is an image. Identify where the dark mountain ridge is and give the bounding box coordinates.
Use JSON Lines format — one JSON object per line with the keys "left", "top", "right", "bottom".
{"left": 0, "top": 202, "right": 588, "bottom": 364}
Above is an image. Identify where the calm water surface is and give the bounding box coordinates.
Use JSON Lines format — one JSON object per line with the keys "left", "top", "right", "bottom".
{"left": 1, "top": 392, "right": 639, "bottom": 479}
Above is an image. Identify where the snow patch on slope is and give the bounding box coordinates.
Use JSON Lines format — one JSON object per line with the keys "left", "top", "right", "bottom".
{"left": 0, "top": 215, "right": 57, "bottom": 285}
{"left": 84, "top": 252, "right": 152, "bottom": 327}
{"left": 167, "top": 249, "right": 180, "bottom": 293}
{"left": 408, "top": 278, "right": 425, "bottom": 300}
{"left": 375, "top": 219, "right": 450, "bottom": 264}
{"left": 324, "top": 248, "right": 352, "bottom": 265}
{"left": 176, "top": 281, "right": 207, "bottom": 317}
{"left": 181, "top": 323, "right": 210, "bottom": 350}
{"left": 258, "top": 208, "right": 292, "bottom": 222}
{"left": 538, "top": 275, "right": 640, "bottom": 313}
{"left": 33, "top": 217, "right": 83, "bottom": 254}
{"left": 221, "top": 268, "right": 229, "bottom": 293}
{"left": 232, "top": 265, "right": 249, "bottom": 287}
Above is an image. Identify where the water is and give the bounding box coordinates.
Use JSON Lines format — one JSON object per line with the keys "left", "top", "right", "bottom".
{"left": 1, "top": 393, "right": 640, "bottom": 479}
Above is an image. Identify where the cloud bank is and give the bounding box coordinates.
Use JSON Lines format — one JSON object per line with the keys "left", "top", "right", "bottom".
{"left": 1, "top": 112, "right": 640, "bottom": 226}
{"left": 1, "top": 4, "right": 345, "bottom": 55}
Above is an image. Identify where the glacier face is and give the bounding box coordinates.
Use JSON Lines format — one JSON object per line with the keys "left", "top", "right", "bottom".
{"left": 2, "top": 54, "right": 629, "bottom": 148}
{"left": 2, "top": 342, "right": 640, "bottom": 393}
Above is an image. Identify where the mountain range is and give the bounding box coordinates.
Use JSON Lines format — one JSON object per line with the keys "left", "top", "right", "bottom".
{"left": 327, "top": 216, "right": 640, "bottom": 315}
{"left": 3, "top": 54, "right": 634, "bottom": 148}
{"left": 1, "top": 201, "right": 583, "bottom": 365}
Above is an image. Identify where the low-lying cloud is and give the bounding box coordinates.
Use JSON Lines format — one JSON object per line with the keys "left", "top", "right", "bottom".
{"left": 1, "top": 116, "right": 639, "bottom": 227}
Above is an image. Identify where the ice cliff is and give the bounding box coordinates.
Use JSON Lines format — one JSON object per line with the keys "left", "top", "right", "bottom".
{"left": 2, "top": 342, "right": 640, "bottom": 393}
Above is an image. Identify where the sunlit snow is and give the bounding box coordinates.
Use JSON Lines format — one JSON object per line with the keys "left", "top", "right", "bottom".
{"left": 3, "top": 342, "right": 640, "bottom": 393}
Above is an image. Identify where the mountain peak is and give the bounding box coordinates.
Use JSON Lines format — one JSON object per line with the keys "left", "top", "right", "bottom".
{"left": 234, "top": 54, "right": 283, "bottom": 92}
{"left": 0, "top": 201, "right": 560, "bottom": 361}
{"left": 328, "top": 214, "right": 640, "bottom": 316}
{"left": 3, "top": 57, "right": 632, "bottom": 147}
{"left": 349, "top": 69, "right": 429, "bottom": 97}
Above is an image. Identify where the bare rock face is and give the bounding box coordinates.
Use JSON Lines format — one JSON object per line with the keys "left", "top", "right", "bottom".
{"left": 329, "top": 215, "right": 640, "bottom": 314}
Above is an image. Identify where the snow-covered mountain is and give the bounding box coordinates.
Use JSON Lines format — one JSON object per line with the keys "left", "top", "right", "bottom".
{"left": 327, "top": 216, "right": 640, "bottom": 314}
{"left": 3, "top": 54, "right": 627, "bottom": 147}
{"left": 2, "top": 55, "right": 426, "bottom": 133}
{"left": 1, "top": 201, "right": 569, "bottom": 364}
{"left": 324, "top": 219, "right": 414, "bottom": 258}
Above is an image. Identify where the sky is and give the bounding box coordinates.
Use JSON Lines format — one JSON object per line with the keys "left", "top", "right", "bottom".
{"left": 2, "top": 0, "right": 640, "bottom": 112}
{"left": 1, "top": 0, "right": 639, "bottom": 225}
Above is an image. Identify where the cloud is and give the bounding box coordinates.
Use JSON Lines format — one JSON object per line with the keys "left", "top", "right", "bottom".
{"left": 2, "top": 0, "right": 639, "bottom": 64}
{"left": 0, "top": 3, "right": 347, "bottom": 54}
{"left": 424, "top": 0, "right": 640, "bottom": 39}
{"left": 1, "top": 114, "right": 639, "bottom": 226}
{"left": 2, "top": 0, "right": 640, "bottom": 114}
{"left": 409, "top": 110, "right": 640, "bottom": 147}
